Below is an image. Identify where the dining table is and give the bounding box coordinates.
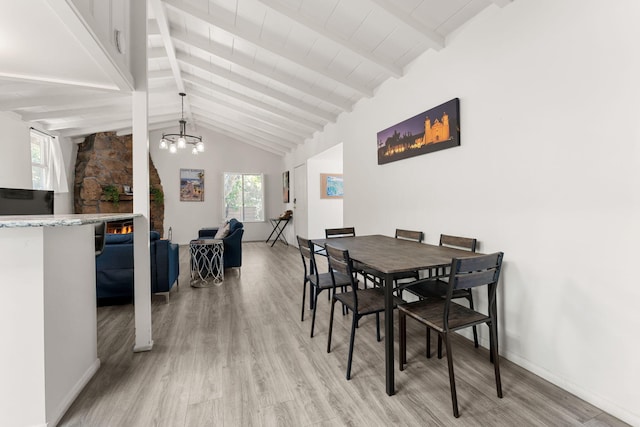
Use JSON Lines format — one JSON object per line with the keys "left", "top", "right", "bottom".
{"left": 311, "top": 234, "right": 483, "bottom": 396}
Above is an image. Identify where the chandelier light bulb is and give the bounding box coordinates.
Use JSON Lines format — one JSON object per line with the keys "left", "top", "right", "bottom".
{"left": 169, "top": 142, "right": 177, "bottom": 153}
{"left": 159, "top": 138, "right": 168, "bottom": 150}
{"left": 196, "top": 141, "right": 205, "bottom": 152}
{"left": 192, "top": 146, "right": 199, "bottom": 155}
{"left": 177, "top": 136, "right": 186, "bottom": 149}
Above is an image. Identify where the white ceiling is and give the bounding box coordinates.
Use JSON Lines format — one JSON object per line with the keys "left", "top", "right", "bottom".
{"left": 0, "top": 0, "right": 513, "bottom": 156}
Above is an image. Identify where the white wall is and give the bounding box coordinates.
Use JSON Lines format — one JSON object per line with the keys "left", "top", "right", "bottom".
{"left": 0, "top": 112, "right": 35, "bottom": 188}
{"left": 0, "top": 112, "right": 74, "bottom": 214}
{"left": 149, "top": 127, "right": 285, "bottom": 244}
{"left": 286, "top": 0, "right": 640, "bottom": 424}
{"left": 307, "top": 144, "right": 343, "bottom": 239}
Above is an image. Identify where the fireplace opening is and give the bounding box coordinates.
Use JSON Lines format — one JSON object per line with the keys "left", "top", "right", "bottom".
{"left": 107, "top": 220, "right": 133, "bottom": 234}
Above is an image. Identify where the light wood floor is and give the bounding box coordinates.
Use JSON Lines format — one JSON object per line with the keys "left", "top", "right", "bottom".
{"left": 60, "top": 242, "right": 628, "bottom": 427}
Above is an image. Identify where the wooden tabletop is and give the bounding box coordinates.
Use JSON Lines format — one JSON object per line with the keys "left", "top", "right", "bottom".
{"left": 312, "top": 234, "right": 480, "bottom": 274}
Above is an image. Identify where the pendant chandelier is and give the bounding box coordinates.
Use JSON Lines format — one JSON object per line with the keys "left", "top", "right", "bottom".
{"left": 159, "top": 92, "right": 204, "bottom": 155}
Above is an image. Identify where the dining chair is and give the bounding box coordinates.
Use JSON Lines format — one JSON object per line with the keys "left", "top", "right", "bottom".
{"left": 325, "top": 227, "right": 356, "bottom": 239}
{"left": 402, "top": 234, "right": 479, "bottom": 350}
{"left": 94, "top": 222, "right": 106, "bottom": 256}
{"left": 297, "top": 236, "right": 351, "bottom": 337}
{"left": 324, "top": 226, "right": 370, "bottom": 287}
{"left": 398, "top": 252, "right": 504, "bottom": 418}
{"left": 325, "top": 243, "right": 403, "bottom": 380}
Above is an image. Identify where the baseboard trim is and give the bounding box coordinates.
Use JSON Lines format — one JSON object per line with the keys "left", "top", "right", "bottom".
{"left": 50, "top": 358, "right": 101, "bottom": 426}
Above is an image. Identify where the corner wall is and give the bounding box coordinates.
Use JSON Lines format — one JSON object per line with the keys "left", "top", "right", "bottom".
{"left": 287, "top": 0, "right": 640, "bottom": 424}
{"left": 149, "top": 127, "right": 285, "bottom": 244}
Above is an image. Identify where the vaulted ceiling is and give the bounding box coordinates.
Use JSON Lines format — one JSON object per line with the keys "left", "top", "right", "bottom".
{"left": 0, "top": 0, "right": 512, "bottom": 156}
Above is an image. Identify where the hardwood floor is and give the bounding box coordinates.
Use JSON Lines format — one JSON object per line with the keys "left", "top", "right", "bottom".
{"left": 60, "top": 242, "right": 627, "bottom": 426}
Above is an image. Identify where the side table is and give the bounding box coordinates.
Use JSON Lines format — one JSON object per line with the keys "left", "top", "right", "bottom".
{"left": 189, "top": 238, "right": 224, "bottom": 287}
{"left": 265, "top": 217, "right": 291, "bottom": 247}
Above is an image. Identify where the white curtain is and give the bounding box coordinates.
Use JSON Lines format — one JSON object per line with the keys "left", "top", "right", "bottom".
{"left": 47, "top": 136, "right": 68, "bottom": 193}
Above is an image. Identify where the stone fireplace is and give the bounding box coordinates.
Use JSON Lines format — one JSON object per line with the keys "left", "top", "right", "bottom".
{"left": 74, "top": 132, "right": 165, "bottom": 236}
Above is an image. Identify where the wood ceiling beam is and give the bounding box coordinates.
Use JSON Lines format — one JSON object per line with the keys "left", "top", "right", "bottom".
{"left": 169, "top": 30, "right": 352, "bottom": 111}
{"left": 190, "top": 103, "right": 301, "bottom": 147}
{"left": 187, "top": 89, "right": 315, "bottom": 137}
{"left": 0, "top": 92, "right": 125, "bottom": 110}
{"left": 257, "top": 0, "right": 402, "bottom": 78}
{"left": 368, "top": 0, "right": 445, "bottom": 50}
{"left": 193, "top": 113, "right": 291, "bottom": 155}
{"left": 164, "top": 0, "right": 373, "bottom": 97}
{"left": 177, "top": 54, "right": 338, "bottom": 123}
{"left": 57, "top": 114, "right": 179, "bottom": 138}
{"left": 183, "top": 73, "right": 325, "bottom": 131}
{"left": 149, "top": 0, "right": 196, "bottom": 126}
{"left": 193, "top": 114, "right": 297, "bottom": 151}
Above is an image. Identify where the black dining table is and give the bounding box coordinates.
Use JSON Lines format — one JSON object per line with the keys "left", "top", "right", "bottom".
{"left": 311, "top": 234, "right": 483, "bottom": 396}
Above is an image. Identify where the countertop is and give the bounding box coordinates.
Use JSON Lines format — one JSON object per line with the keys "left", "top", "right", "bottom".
{"left": 0, "top": 213, "right": 141, "bottom": 228}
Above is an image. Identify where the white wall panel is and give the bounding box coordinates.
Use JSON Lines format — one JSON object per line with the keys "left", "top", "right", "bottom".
{"left": 288, "top": 0, "right": 640, "bottom": 424}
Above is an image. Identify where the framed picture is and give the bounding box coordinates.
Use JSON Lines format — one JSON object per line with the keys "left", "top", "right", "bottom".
{"left": 180, "top": 168, "right": 205, "bottom": 201}
{"left": 283, "top": 171, "right": 290, "bottom": 203}
{"left": 320, "top": 173, "right": 343, "bottom": 199}
{"left": 377, "top": 98, "right": 460, "bottom": 165}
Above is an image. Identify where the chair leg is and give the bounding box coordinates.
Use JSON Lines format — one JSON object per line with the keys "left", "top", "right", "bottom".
{"left": 443, "top": 333, "right": 460, "bottom": 418}
{"left": 468, "top": 294, "right": 479, "bottom": 348}
{"left": 399, "top": 311, "right": 406, "bottom": 370}
{"left": 489, "top": 320, "right": 503, "bottom": 398}
{"left": 327, "top": 298, "right": 336, "bottom": 353}
{"left": 346, "top": 314, "right": 358, "bottom": 380}
{"left": 301, "top": 279, "right": 308, "bottom": 321}
{"left": 376, "top": 312, "right": 381, "bottom": 342}
{"left": 437, "top": 335, "right": 443, "bottom": 359}
{"left": 426, "top": 327, "right": 431, "bottom": 359}
{"left": 310, "top": 288, "right": 321, "bottom": 338}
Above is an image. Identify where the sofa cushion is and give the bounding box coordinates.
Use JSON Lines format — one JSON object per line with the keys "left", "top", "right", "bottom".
{"left": 214, "top": 222, "right": 230, "bottom": 239}
{"left": 228, "top": 218, "right": 243, "bottom": 234}
{"left": 106, "top": 233, "right": 134, "bottom": 244}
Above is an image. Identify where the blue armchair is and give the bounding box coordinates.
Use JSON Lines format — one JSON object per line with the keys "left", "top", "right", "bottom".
{"left": 198, "top": 218, "right": 244, "bottom": 271}
{"left": 95, "top": 231, "right": 180, "bottom": 304}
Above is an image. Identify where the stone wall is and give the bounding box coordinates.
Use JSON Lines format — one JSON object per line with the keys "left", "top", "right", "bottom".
{"left": 74, "top": 132, "right": 164, "bottom": 235}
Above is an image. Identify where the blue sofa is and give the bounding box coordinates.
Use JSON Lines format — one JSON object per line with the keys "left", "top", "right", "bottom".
{"left": 96, "top": 231, "right": 180, "bottom": 304}
{"left": 198, "top": 218, "right": 244, "bottom": 270}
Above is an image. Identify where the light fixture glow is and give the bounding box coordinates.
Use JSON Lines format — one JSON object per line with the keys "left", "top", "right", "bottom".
{"left": 159, "top": 93, "right": 204, "bottom": 155}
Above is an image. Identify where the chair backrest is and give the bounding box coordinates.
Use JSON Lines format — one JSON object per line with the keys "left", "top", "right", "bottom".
{"left": 297, "top": 235, "right": 312, "bottom": 275}
{"left": 395, "top": 229, "right": 424, "bottom": 242}
{"left": 444, "top": 252, "right": 504, "bottom": 324}
{"left": 325, "top": 227, "right": 356, "bottom": 239}
{"left": 94, "top": 222, "right": 106, "bottom": 256}
{"left": 325, "top": 244, "right": 359, "bottom": 303}
{"left": 440, "top": 234, "right": 477, "bottom": 252}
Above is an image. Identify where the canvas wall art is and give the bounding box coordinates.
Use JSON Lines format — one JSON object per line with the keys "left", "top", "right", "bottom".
{"left": 180, "top": 168, "right": 205, "bottom": 201}
{"left": 283, "top": 171, "right": 290, "bottom": 203}
{"left": 377, "top": 98, "right": 460, "bottom": 165}
{"left": 320, "top": 173, "right": 343, "bottom": 199}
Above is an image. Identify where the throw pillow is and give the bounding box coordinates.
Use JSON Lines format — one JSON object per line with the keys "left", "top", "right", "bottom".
{"left": 214, "top": 222, "right": 230, "bottom": 239}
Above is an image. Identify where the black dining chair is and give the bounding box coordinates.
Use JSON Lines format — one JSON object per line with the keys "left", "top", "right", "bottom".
{"left": 297, "top": 236, "right": 351, "bottom": 338}
{"left": 398, "top": 252, "right": 504, "bottom": 418}
{"left": 325, "top": 227, "right": 356, "bottom": 239}
{"left": 325, "top": 243, "right": 403, "bottom": 380}
{"left": 402, "top": 234, "right": 479, "bottom": 351}
{"left": 94, "top": 222, "right": 106, "bottom": 256}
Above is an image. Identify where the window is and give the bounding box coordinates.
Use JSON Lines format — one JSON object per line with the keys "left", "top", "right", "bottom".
{"left": 30, "top": 129, "right": 68, "bottom": 192}
{"left": 223, "top": 173, "right": 264, "bottom": 222}
{"left": 30, "top": 130, "right": 50, "bottom": 190}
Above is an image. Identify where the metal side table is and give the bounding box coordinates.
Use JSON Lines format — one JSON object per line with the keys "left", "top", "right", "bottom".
{"left": 189, "top": 238, "right": 224, "bottom": 287}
